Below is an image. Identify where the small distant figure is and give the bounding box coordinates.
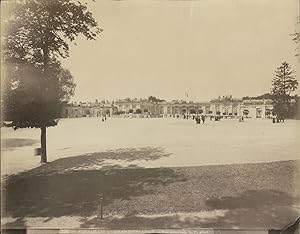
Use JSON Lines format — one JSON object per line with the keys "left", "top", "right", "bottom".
{"left": 105, "top": 115, "right": 107, "bottom": 121}
{"left": 195, "top": 116, "right": 201, "bottom": 124}
{"left": 102, "top": 117, "right": 104, "bottom": 122}
{"left": 201, "top": 115, "right": 205, "bottom": 124}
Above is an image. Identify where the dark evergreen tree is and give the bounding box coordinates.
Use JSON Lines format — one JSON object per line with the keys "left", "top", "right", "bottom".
{"left": 271, "top": 62, "right": 298, "bottom": 119}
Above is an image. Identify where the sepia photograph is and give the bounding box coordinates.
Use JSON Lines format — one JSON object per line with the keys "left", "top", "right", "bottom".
{"left": 1, "top": 0, "right": 300, "bottom": 233}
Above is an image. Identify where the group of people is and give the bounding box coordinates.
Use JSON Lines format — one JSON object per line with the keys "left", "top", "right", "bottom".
{"left": 195, "top": 115, "right": 206, "bottom": 124}
{"left": 272, "top": 116, "right": 285, "bottom": 123}
{"left": 184, "top": 114, "right": 246, "bottom": 124}
{"left": 101, "top": 115, "right": 107, "bottom": 122}
{"left": 182, "top": 114, "right": 205, "bottom": 124}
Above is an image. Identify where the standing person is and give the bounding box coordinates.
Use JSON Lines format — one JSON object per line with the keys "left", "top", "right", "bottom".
{"left": 196, "top": 116, "right": 200, "bottom": 124}
{"left": 104, "top": 115, "right": 107, "bottom": 121}
{"left": 201, "top": 115, "right": 205, "bottom": 124}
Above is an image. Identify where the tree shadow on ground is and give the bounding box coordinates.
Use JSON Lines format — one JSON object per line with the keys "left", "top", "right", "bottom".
{"left": 2, "top": 157, "right": 299, "bottom": 230}
{"left": 1, "top": 138, "right": 39, "bottom": 151}
{"left": 203, "top": 189, "right": 299, "bottom": 229}
{"left": 11, "top": 146, "right": 172, "bottom": 176}
{"left": 80, "top": 189, "right": 299, "bottom": 229}
{"left": 2, "top": 147, "right": 180, "bottom": 227}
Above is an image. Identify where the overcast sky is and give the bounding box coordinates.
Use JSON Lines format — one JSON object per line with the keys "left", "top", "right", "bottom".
{"left": 62, "top": 0, "right": 298, "bottom": 101}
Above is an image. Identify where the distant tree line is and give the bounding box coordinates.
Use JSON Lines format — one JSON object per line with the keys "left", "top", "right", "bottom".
{"left": 148, "top": 96, "right": 165, "bottom": 103}
{"left": 242, "top": 93, "right": 273, "bottom": 100}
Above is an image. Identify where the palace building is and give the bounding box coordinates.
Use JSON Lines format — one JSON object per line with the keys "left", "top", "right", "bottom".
{"left": 61, "top": 101, "right": 116, "bottom": 118}
{"left": 161, "top": 96, "right": 273, "bottom": 118}
{"left": 62, "top": 96, "right": 275, "bottom": 119}
{"left": 114, "top": 98, "right": 163, "bottom": 116}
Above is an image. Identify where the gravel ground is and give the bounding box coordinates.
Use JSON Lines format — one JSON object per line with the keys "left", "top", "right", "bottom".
{"left": 2, "top": 118, "right": 300, "bottom": 176}
{"left": 2, "top": 159, "right": 300, "bottom": 229}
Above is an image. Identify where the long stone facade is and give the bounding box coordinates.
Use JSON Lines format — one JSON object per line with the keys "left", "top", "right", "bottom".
{"left": 62, "top": 96, "right": 274, "bottom": 119}
{"left": 61, "top": 101, "right": 116, "bottom": 118}
{"left": 114, "top": 98, "right": 163, "bottom": 116}
{"left": 161, "top": 97, "right": 273, "bottom": 118}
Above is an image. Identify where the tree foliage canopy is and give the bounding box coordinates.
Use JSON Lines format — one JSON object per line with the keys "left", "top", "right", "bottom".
{"left": 2, "top": 63, "right": 76, "bottom": 128}
{"left": 291, "top": 17, "right": 300, "bottom": 60}
{"left": 189, "top": 109, "right": 196, "bottom": 114}
{"left": 271, "top": 62, "right": 297, "bottom": 98}
{"left": 135, "top": 109, "right": 142, "bottom": 114}
{"left": 4, "top": 0, "right": 101, "bottom": 66}
{"left": 148, "top": 96, "right": 165, "bottom": 103}
{"left": 2, "top": 0, "right": 101, "bottom": 129}
{"left": 242, "top": 93, "right": 273, "bottom": 100}
{"left": 271, "top": 62, "right": 298, "bottom": 118}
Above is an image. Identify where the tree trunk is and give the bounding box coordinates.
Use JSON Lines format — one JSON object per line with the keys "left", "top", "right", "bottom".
{"left": 40, "top": 126, "right": 47, "bottom": 163}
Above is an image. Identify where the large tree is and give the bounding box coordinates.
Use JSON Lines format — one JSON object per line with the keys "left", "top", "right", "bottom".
{"left": 271, "top": 62, "right": 298, "bottom": 119}
{"left": 2, "top": 0, "right": 101, "bottom": 163}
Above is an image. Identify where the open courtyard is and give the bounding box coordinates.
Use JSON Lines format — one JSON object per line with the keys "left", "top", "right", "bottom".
{"left": 2, "top": 117, "right": 300, "bottom": 176}
{"left": 1, "top": 117, "right": 300, "bottom": 229}
{"left": 2, "top": 0, "right": 300, "bottom": 231}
